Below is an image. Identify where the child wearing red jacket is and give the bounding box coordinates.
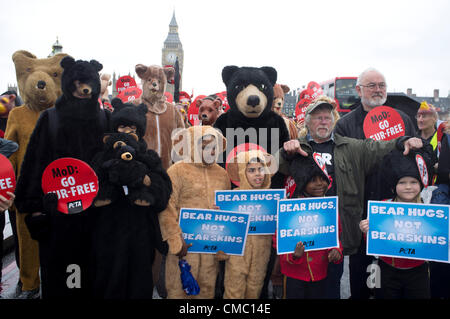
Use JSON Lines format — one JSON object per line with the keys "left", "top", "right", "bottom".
{"left": 359, "top": 145, "right": 436, "bottom": 299}
{"left": 273, "top": 153, "right": 342, "bottom": 299}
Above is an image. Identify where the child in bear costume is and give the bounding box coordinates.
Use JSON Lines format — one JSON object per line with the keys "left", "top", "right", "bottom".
{"left": 220, "top": 149, "right": 277, "bottom": 298}
{"left": 14, "top": 56, "right": 111, "bottom": 299}
{"left": 89, "top": 98, "right": 172, "bottom": 299}
{"left": 159, "top": 125, "right": 231, "bottom": 298}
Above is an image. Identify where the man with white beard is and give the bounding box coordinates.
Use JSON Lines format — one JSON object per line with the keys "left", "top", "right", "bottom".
{"left": 334, "top": 68, "right": 416, "bottom": 299}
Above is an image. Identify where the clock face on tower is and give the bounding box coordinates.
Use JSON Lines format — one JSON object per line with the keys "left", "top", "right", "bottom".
{"left": 166, "top": 52, "right": 177, "bottom": 64}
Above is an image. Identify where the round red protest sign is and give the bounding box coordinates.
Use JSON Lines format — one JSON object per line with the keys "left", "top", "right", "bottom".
{"left": 363, "top": 106, "right": 405, "bottom": 141}
{"left": 116, "top": 75, "right": 137, "bottom": 94}
{"left": 0, "top": 154, "right": 16, "bottom": 200}
{"left": 41, "top": 158, "right": 98, "bottom": 214}
{"left": 117, "top": 87, "right": 142, "bottom": 103}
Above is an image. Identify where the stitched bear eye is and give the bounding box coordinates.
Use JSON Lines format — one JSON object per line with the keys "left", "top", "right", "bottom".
{"left": 234, "top": 84, "right": 244, "bottom": 91}
{"left": 26, "top": 68, "right": 32, "bottom": 72}
{"left": 113, "top": 141, "right": 126, "bottom": 149}
{"left": 259, "top": 84, "right": 266, "bottom": 91}
{"left": 53, "top": 72, "right": 58, "bottom": 77}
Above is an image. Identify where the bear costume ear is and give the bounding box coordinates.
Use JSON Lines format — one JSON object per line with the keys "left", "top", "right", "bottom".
{"left": 280, "top": 84, "right": 290, "bottom": 94}
{"left": 128, "top": 133, "right": 139, "bottom": 142}
{"left": 164, "top": 67, "right": 175, "bottom": 83}
{"left": 226, "top": 156, "right": 241, "bottom": 183}
{"left": 213, "top": 99, "right": 222, "bottom": 111}
{"left": 60, "top": 56, "right": 76, "bottom": 70}
{"left": 260, "top": 66, "right": 277, "bottom": 86}
{"left": 171, "top": 128, "right": 188, "bottom": 158}
{"left": 137, "top": 103, "right": 148, "bottom": 115}
{"left": 111, "top": 98, "right": 125, "bottom": 112}
{"left": 103, "top": 134, "right": 111, "bottom": 144}
{"left": 222, "top": 66, "right": 239, "bottom": 86}
{"left": 135, "top": 64, "right": 148, "bottom": 79}
{"left": 89, "top": 60, "right": 103, "bottom": 72}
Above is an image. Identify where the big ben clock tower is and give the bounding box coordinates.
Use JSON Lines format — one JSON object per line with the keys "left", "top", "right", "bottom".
{"left": 162, "top": 11, "right": 184, "bottom": 97}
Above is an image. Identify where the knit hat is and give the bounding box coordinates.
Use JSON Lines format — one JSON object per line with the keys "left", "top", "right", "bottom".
{"left": 111, "top": 98, "right": 147, "bottom": 138}
{"left": 289, "top": 153, "right": 330, "bottom": 196}
{"left": 381, "top": 142, "right": 436, "bottom": 194}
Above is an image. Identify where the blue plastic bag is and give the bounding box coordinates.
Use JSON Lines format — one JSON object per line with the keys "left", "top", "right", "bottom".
{"left": 179, "top": 259, "right": 200, "bottom": 296}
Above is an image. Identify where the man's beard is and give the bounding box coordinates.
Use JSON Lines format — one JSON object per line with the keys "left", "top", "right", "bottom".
{"left": 362, "top": 94, "right": 387, "bottom": 108}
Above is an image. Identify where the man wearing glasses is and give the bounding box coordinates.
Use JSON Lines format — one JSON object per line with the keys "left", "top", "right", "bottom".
{"left": 334, "top": 68, "right": 416, "bottom": 299}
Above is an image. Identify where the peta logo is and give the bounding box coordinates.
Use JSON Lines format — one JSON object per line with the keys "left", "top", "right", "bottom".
{"left": 67, "top": 200, "right": 82, "bottom": 214}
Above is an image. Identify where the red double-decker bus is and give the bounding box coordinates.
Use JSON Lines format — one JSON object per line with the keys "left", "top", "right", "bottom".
{"left": 320, "top": 77, "right": 359, "bottom": 114}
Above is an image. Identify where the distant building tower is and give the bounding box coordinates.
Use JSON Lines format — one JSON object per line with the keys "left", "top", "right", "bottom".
{"left": 48, "top": 37, "right": 63, "bottom": 57}
{"left": 162, "top": 11, "right": 184, "bottom": 97}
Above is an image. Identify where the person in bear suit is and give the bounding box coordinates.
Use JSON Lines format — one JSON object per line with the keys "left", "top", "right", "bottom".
{"left": 89, "top": 98, "right": 172, "bottom": 299}
{"left": 14, "top": 56, "right": 111, "bottom": 299}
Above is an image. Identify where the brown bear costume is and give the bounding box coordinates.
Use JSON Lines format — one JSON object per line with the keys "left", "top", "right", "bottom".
{"left": 135, "top": 64, "right": 185, "bottom": 170}
{"left": 158, "top": 125, "right": 231, "bottom": 298}
{"left": 222, "top": 150, "right": 276, "bottom": 298}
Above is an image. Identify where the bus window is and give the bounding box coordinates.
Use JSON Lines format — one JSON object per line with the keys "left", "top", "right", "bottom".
{"left": 335, "top": 78, "right": 358, "bottom": 109}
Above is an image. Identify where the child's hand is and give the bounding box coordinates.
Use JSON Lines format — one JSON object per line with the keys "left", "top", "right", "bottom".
{"left": 359, "top": 219, "right": 369, "bottom": 234}
{"left": 328, "top": 249, "right": 341, "bottom": 263}
{"left": 293, "top": 241, "right": 304, "bottom": 260}
{"left": 176, "top": 235, "right": 192, "bottom": 259}
{"left": 0, "top": 191, "right": 15, "bottom": 211}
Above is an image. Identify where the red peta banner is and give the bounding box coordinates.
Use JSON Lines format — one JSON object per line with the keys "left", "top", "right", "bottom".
{"left": 0, "top": 154, "right": 15, "bottom": 199}
{"left": 41, "top": 158, "right": 98, "bottom": 214}
{"left": 363, "top": 106, "right": 405, "bottom": 141}
{"left": 116, "top": 75, "right": 137, "bottom": 94}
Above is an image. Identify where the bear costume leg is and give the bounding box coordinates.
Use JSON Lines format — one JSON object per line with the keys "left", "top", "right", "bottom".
{"left": 224, "top": 235, "right": 272, "bottom": 299}
{"left": 15, "top": 207, "right": 40, "bottom": 291}
{"left": 165, "top": 253, "right": 219, "bottom": 299}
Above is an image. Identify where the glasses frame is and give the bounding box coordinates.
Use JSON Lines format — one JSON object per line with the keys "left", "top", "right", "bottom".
{"left": 358, "top": 82, "right": 387, "bottom": 90}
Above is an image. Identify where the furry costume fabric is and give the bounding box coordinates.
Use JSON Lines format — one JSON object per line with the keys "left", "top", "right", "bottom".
{"left": 14, "top": 56, "right": 111, "bottom": 299}
{"left": 214, "top": 66, "right": 289, "bottom": 188}
{"left": 159, "top": 125, "right": 231, "bottom": 298}
{"left": 89, "top": 129, "right": 171, "bottom": 298}
{"left": 223, "top": 150, "right": 274, "bottom": 299}
{"left": 135, "top": 64, "right": 185, "bottom": 169}
{"left": 4, "top": 50, "right": 67, "bottom": 293}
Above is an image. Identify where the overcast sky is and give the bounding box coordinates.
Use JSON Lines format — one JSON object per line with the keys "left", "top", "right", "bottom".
{"left": 2, "top": 0, "right": 450, "bottom": 98}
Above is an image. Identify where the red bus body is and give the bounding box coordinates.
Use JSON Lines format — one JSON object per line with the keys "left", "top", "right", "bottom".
{"left": 320, "top": 77, "right": 359, "bottom": 114}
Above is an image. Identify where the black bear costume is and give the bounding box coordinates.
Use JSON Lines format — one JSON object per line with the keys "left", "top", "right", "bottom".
{"left": 15, "top": 56, "right": 111, "bottom": 299}
{"left": 214, "top": 66, "right": 289, "bottom": 188}
{"left": 89, "top": 98, "right": 171, "bottom": 299}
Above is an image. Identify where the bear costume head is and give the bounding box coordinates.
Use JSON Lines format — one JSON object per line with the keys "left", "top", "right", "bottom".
{"left": 172, "top": 125, "right": 227, "bottom": 165}
{"left": 110, "top": 98, "right": 148, "bottom": 139}
{"left": 197, "top": 94, "right": 222, "bottom": 126}
{"left": 222, "top": 66, "right": 277, "bottom": 119}
{"left": 226, "top": 149, "right": 278, "bottom": 189}
{"left": 56, "top": 56, "right": 103, "bottom": 119}
{"left": 272, "top": 84, "right": 290, "bottom": 115}
{"left": 60, "top": 56, "right": 103, "bottom": 101}
{"left": 135, "top": 64, "right": 175, "bottom": 114}
{"left": 12, "top": 50, "right": 67, "bottom": 112}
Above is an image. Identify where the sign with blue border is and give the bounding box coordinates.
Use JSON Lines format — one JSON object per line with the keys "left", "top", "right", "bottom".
{"left": 276, "top": 196, "right": 339, "bottom": 254}
{"left": 367, "top": 201, "right": 450, "bottom": 263}
{"left": 179, "top": 208, "right": 250, "bottom": 255}
{"left": 215, "top": 189, "right": 286, "bottom": 235}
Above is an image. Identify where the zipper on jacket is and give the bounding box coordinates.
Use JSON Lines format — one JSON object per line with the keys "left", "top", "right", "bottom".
{"left": 155, "top": 114, "right": 161, "bottom": 156}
